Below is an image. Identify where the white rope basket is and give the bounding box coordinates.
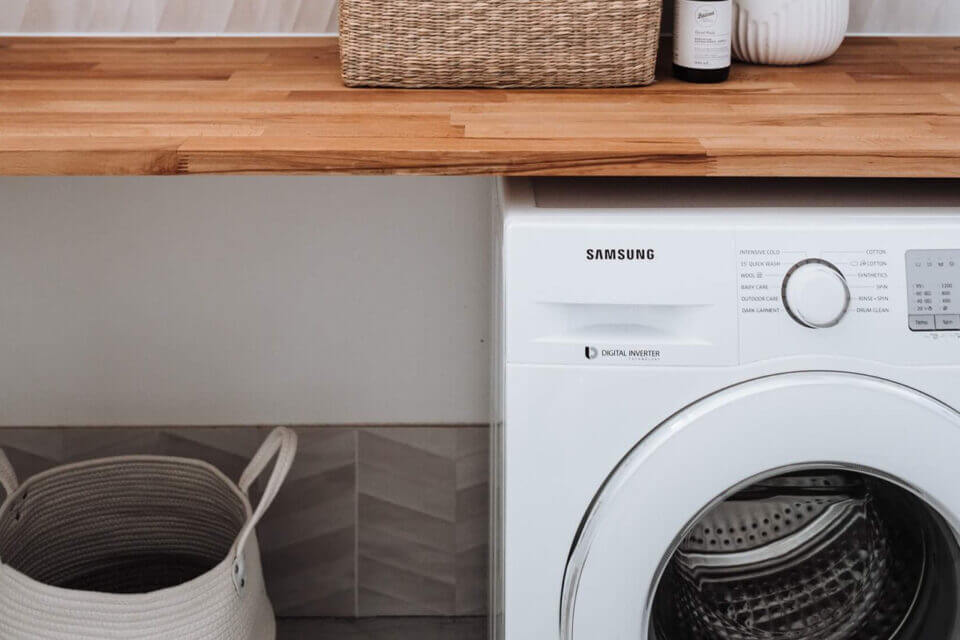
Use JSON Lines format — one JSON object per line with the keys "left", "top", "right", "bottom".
{"left": 0, "top": 427, "right": 297, "bottom": 640}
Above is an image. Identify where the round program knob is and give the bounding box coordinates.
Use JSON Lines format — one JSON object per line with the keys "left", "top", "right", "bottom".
{"left": 782, "top": 259, "right": 851, "bottom": 328}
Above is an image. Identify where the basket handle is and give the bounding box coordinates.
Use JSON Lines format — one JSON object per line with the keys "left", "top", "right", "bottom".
{"left": 0, "top": 449, "right": 18, "bottom": 503}
{"left": 232, "top": 426, "right": 298, "bottom": 594}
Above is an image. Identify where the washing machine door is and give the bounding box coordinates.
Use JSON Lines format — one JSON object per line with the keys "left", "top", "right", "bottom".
{"left": 562, "top": 372, "right": 960, "bottom": 640}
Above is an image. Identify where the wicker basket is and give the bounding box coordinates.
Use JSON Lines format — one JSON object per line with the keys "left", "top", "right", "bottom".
{"left": 339, "top": 0, "right": 664, "bottom": 88}
{"left": 0, "top": 428, "right": 297, "bottom": 640}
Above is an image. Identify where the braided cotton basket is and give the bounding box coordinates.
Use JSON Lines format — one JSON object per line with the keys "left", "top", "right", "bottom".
{"left": 340, "top": 0, "right": 664, "bottom": 88}
{"left": 0, "top": 427, "right": 297, "bottom": 640}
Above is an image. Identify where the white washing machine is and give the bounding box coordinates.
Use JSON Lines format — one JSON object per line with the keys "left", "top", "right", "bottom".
{"left": 492, "top": 177, "right": 960, "bottom": 640}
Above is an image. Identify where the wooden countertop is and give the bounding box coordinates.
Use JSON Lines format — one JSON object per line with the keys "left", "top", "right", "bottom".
{"left": 0, "top": 36, "right": 958, "bottom": 177}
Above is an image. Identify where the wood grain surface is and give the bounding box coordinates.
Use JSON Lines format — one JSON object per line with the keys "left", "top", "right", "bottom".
{"left": 0, "top": 36, "right": 958, "bottom": 176}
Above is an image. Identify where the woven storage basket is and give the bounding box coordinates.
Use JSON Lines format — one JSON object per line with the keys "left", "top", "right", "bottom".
{"left": 340, "top": 0, "right": 664, "bottom": 88}
{"left": 0, "top": 427, "right": 297, "bottom": 640}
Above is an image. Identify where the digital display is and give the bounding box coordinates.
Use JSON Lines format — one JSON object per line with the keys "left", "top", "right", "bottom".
{"left": 906, "top": 249, "right": 960, "bottom": 331}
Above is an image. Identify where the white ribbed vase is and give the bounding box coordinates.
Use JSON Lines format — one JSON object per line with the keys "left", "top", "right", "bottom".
{"left": 733, "top": 0, "right": 850, "bottom": 65}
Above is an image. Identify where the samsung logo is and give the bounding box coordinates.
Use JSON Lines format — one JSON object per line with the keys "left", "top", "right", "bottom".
{"left": 586, "top": 248, "right": 656, "bottom": 261}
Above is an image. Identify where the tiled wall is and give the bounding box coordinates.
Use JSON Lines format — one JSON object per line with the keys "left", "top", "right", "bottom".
{"left": 2, "top": 0, "right": 958, "bottom": 34}
{"left": 0, "top": 425, "right": 489, "bottom": 618}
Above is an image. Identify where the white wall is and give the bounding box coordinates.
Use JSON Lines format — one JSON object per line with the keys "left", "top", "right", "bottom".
{"left": 0, "top": 0, "right": 340, "bottom": 33}
{"left": 0, "top": 177, "right": 492, "bottom": 426}
{"left": 2, "top": 0, "right": 958, "bottom": 35}
{"left": 849, "top": 0, "right": 960, "bottom": 35}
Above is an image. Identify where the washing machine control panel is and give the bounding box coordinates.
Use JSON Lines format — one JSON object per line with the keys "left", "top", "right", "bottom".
{"left": 738, "top": 247, "right": 893, "bottom": 327}
{"left": 905, "top": 249, "right": 960, "bottom": 332}
{"left": 505, "top": 212, "right": 960, "bottom": 367}
{"left": 736, "top": 230, "right": 960, "bottom": 366}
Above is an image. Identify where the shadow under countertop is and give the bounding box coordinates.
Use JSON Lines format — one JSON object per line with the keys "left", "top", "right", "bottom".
{"left": 278, "top": 617, "right": 486, "bottom": 640}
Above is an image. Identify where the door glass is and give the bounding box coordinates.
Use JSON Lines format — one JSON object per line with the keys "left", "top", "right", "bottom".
{"left": 651, "top": 469, "right": 960, "bottom": 639}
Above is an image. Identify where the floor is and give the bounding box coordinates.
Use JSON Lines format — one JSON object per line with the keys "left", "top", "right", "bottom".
{"left": 278, "top": 617, "right": 486, "bottom": 639}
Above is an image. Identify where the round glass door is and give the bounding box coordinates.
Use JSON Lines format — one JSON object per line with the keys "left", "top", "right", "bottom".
{"left": 560, "top": 373, "right": 960, "bottom": 640}
{"left": 651, "top": 468, "right": 960, "bottom": 640}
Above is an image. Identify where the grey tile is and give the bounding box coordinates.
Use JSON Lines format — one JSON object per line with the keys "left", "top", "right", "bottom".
{"left": 0, "top": 426, "right": 360, "bottom": 618}
{"left": 359, "top": 494, "right": 457, "bottom": 559}
{"left": 257, "top": 428, "right": 357, "bottom": 617}
{"left": 0, "top": 429, "right": 62, "bottom": 484}
{"left": 359, "top": 555, "right": 456, "bottom": 616}
{"left": 366, "top": 427, "right": 459, "bottom": 459}
{"left": 358, "top": 427, "right": 491, "bottom": 617}
{"left": 0, "top": 425, "right": 493, "bottom": 619}
{"left": 456, "top": 428, "right": 489, "bottom": 615}
{"left": 358, "top": 428, "right": 458, "bottom": 615}
{"left": 360, "top": 430, "right": 458, "bottom": 496}
{"left": 361, "top": 526, "right": 456, "bottom": 585}
{"left": 265, "top": 527, "right": 356, "bottom": 617}
{"left": 278, "top": 617, "right": 486, "bottom": 640}
{"left": 360, "top": 462, "right": 456, "bottom": 523}
{"left": 455, "top": 428, "right": 489, "bottom": 491}
{"left": 456, "top": 544, "right": 489, "bottom": 616}
{"left": 60, "top": 429, "right": 164, "bottom": 462}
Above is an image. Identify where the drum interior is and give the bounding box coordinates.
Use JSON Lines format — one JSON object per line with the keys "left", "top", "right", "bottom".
{"left": 651, "top": 469, "right": 960, "bottom": 640}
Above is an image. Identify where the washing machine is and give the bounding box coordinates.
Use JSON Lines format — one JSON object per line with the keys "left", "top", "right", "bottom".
{"left": 492, "top": 177, "right": 960, "bottom": 640}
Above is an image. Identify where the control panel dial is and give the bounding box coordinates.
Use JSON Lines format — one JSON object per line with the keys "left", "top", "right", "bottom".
{"left": 782, "top": 259, "right": 851, "bottom": 328}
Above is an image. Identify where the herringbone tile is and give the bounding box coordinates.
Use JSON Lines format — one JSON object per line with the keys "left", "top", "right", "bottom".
{"left": 357, "top": 427, "right": 488, "bottom": 616}
{"left": 259, "top": 428, "right": 356, "bottom": 616}
{"left": 0, "top": 425, "right": 489, "bottom": 618}
{"left": 455, "top": 428, "right": 489, "bottom": 615}
{"left": 0, "top": 426, "right": 357, "bottom": 617}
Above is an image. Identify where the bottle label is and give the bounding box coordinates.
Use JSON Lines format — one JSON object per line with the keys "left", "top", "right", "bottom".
{"left": 674, "top": 0, "right": 732, "bottom": 70}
